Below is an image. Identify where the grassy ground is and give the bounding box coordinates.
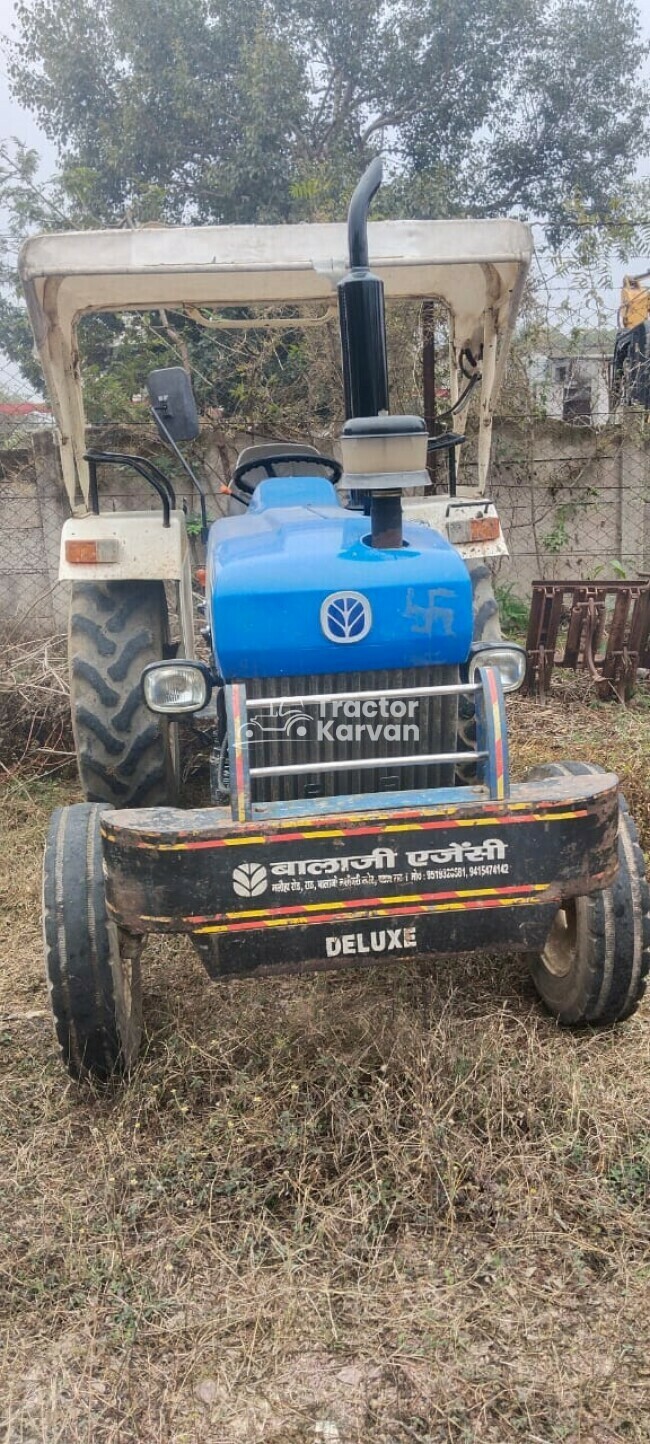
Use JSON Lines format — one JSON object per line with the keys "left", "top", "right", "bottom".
{"left": 1, "top": 680, "right": 650, "bottom": 1443}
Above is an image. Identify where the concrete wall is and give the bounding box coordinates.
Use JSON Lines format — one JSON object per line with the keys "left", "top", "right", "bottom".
{"left": 0, "top": 431, "right": 69, "bottom": 635}
{"left": 0, "top": 418, "right": 647, "bottom": 635}
{"left": 461, "top": 418, "right": 649, "bottom": 600}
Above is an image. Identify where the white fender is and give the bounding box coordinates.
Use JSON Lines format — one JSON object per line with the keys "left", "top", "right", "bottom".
{"left": 59, "top": 509, "right": 196, "bottom": 658}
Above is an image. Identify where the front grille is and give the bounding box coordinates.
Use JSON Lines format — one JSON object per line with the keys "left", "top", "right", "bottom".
{"left": 245, "top": 667, "right": 459, "bottom": 803}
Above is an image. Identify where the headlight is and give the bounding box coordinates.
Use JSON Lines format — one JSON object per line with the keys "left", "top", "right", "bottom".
{"left": 468, "top": 643, "right": 526, "bottom": 694}
{"left": 142, "top": 661, "right": 212, "bottom": 714}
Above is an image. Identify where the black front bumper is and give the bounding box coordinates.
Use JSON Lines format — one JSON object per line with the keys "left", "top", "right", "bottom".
{"left": 101, "top": 772, "right": 619, "bottom": 978}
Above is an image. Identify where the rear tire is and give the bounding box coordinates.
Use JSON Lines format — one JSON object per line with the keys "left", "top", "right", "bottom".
{"left": 456, "top": 562, "right": 502, "bottom": 779}
{"left": 528, "top": 762, "right": 650, "bottom": 1025}
{"left": 69, "top": 580, "right": 179, "bottom": 807}
{"left": 43, "top": 803, "right": 143, "bottom": 1080}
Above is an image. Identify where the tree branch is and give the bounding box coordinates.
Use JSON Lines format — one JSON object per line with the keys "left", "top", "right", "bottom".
{"left": 361, "top": 111, "right": 401, "bottom": 141}
{"left": 315, "top": 78, "right": 359, "bottom": 158}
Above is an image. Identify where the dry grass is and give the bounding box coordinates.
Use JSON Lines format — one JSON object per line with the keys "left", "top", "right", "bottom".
{"left": 0, "top": 634, "right": 73, "bottom": 779}
{"left": 1, "top": 683, "right": 650, "bottom": 1443}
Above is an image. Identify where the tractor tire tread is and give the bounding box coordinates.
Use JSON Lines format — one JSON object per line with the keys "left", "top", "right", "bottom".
{"left": 112, "top": 684, "right": 146, "bottom": 734}
{"left": 71, "top": 657, "right": 120, "bottom": 709}
{"left": 107, "top": 629, "right": 156, "bottom": 683}
{"left": 77, "top": 757, "right": 132, "bottom": 800}
{"left": 70, "top": 582, "right": 116, "bottom": 610}
{"left": 527, "top": 761, "right": 650, "bottom": 1025}
{"left": 70, "top": 614, "right": 117, "bottom": 655}
{"left": 69, "top": 580, "right": 179, "bottom": 808}
{"left": 474, "top": 597, "right": 500, "bottom": 636}
{"left": 74, "top": 706, "right": 126, "bottom": 756}
{"left": 105, "top": 589, "right": 156, "bottom": 634}
{"left": 602, "top": 797, "right": 650, "bottom": 1022}
{"left": 118, "top": 724, "right": 165, "bottom": 777}
{"left": 43, "top": 803, "right": 142, "bottom": 1080}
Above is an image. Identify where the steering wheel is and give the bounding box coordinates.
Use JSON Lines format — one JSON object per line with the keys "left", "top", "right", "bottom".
{"left": 232, "top": 452, "right": 343, "bottom": 496}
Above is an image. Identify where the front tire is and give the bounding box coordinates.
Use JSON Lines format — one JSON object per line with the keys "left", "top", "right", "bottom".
{"left": 43, "top": 804, "right": 143, "bottom": 1080}
{"left": 69, "top": 580, "right": 179, "bottom": 807}
{"left": 528, "top": 763, "right": 650, "bottom": 1025}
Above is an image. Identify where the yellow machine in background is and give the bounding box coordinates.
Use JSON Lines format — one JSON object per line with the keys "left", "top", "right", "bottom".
{"left": 618, "top": 273, "right": 650, "bottom": 329}
{"left": 612, "top": 271, "right": 650, "bottom": 409}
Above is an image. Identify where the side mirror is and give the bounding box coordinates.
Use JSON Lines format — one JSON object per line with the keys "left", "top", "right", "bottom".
{"left": 146, "top": 367, "right": 200, "bottom": 443}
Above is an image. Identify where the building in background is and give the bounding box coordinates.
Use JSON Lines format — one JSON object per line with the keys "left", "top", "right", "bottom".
{"left": 0, "top": 400, "right": 52, "bottom": 448}
{"left": 528, "top": 330, "right": 614, "bottom": 426}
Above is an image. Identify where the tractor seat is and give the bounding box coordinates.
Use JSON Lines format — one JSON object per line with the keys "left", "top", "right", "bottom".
{"left": 229, "top": 442, "right": 325, "bottom": 513}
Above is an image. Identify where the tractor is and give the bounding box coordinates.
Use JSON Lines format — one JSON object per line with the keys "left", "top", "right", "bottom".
{"left": 19, "top": 161, "right": 649, "bottom": 1081}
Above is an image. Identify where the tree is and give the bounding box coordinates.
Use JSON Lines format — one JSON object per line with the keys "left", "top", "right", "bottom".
{"left": 1, "top": 0, "right": 649, "bottom": 409}
{"left": 480, "top": 0, "right": 650, "bottom": 237}
{"left": 8, "top": 0, "right": 650, "bottom": 230}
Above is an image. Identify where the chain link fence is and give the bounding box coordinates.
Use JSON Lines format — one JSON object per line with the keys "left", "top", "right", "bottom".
{"left": 461, "top": 413, "right": 650, "bottom": 599}
{"left": 0, "top": 416, "right": 237, "bottom": 639}
{"left": 0, "top": 416, "right": 66, "bottom": 638}
{"left": 1, "top": 411, "right": 649, "bottom": 639}
{"left": 1, "top": 288, "right": 650, "bottom": 641}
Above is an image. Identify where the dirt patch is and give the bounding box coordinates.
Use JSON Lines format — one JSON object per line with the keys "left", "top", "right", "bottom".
{"left": 1, "top": 684, "right": 650, "bottom": 1442}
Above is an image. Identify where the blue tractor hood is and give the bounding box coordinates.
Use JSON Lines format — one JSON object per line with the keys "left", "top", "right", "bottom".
{"left": 206, "top": 476, "right": 473, "bottom": 680}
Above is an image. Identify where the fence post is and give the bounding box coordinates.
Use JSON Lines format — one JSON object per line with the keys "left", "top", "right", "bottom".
{"left": 618, "top": 423, "right": 646, "bottom": 577}
{"left": 33, "top": 429, "right": 70, "bottom": 631}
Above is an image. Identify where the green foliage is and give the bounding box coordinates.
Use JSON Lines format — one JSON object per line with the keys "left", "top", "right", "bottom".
{"left": 1, "top": 0, "right": 650, "bottom": 411}
{"left": 7, "top": 0, "right": 648, "bottom": 232}
{"left": 543, "top": 505, "right": 575, "bottom": 554}
{"left": 482, "top": 0, "right": 650, "bottom": 245}
{"left": 608, "top": 1142, "right": 650, "bottom": 1204}
{"left": 495, "top": 583, "right": 530, "bottom": 639}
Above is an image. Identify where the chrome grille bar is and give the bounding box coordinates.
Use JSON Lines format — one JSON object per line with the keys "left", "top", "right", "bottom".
{"left": 248, "top": 681, "right": 477, "bottom": 709}
{"left": 250, "top": 749, "right": 487, "bottom": 779}
{"left": 243, "top": 665, "right": 462, "bottom": 804}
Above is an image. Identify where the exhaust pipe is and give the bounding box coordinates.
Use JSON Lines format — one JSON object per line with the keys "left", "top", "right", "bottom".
{"left": 338, "top": 159, "right": 403, "bottom": 548}
{"left": 337, "top": 158, "right": 389, "bottom": 420}
{"left": 347, "top": 155, "right": 383, "bottom": 269}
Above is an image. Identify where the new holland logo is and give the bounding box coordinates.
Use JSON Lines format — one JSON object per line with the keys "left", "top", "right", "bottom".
{"left": 321, "top": 591, "right": 372, "bottom": 644}
{"left": 232, "top": 862, "right": 269, "bottom": 897}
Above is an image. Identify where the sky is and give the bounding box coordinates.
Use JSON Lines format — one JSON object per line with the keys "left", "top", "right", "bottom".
{"left": 0, "top": 0, "right": 55, "bottom": 161}
{"left": 2, "top": 0, "right": 650, "bottom": 394}
{"left": 0, "top": 0, "right": 55, "bottom": 394}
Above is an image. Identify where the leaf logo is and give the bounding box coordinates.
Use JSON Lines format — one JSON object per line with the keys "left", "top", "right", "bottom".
{"left": 232, "top": 862, "right": 269, "bottom": 897}
{"left": 320, "top": 591, "right": 372, "bottom": 644}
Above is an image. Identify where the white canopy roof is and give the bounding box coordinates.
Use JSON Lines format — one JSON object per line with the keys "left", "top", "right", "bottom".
{"left": 19, "top": 217, "right": 532, "bottom": 507}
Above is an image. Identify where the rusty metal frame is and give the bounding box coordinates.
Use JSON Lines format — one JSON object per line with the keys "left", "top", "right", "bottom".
{"left": 524, "top": 579, "right": 650, "bottom": 700}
